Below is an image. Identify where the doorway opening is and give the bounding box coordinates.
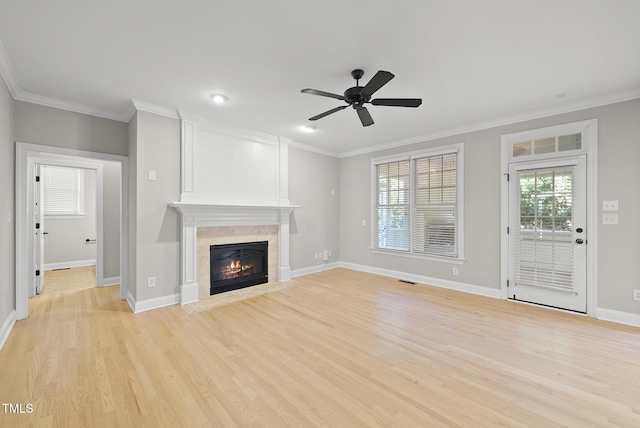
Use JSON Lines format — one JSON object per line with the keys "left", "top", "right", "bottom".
{"left": 35, "top": 163, "right": 99, "bottom": 296}
{"left": 16, "top": 142, "right": 128, "bottom": 320}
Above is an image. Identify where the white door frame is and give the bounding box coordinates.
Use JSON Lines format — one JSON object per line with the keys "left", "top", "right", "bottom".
{"left": 500, "top": 119, "right": 598, "bottom": 317}
{"left": 15, "top": 142, "right": 129, "bottom": 320}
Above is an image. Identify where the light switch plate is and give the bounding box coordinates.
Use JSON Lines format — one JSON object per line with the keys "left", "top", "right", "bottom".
{"left": 602, "top": 200, "right": 618, "bottom": 211}
{"left": 602, "top": 213, "right": 618, "bottom": 225}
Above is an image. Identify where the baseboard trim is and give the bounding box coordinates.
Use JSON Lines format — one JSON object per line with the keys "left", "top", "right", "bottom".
{"left": 338, "top": 261, "right": 502, "bottom": 299}
{"left": 0, "top": 310, "right": 17, "bottom": 352}
{"left": 99, "top": 276, "right": 120, "bottom": 287}
{"left": 44, "top": 260, "right": 96, "bottom": 271}
{"left": 131, "top": 293, "right": 180, "bottom": 314}
{"left": 291, "top": 262, "right": 340, "bottom": 278}
{"left": 596, "top": 308, "right": 640, "bottom": 327}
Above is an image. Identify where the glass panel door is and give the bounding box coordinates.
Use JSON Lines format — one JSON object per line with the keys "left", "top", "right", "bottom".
{"left": 509, "top": 156, "right": 587, "bottom": 312}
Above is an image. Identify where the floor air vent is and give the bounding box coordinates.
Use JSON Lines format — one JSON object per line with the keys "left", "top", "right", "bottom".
{"left": 398, "top": 279, "right": 416, "bottom": 285}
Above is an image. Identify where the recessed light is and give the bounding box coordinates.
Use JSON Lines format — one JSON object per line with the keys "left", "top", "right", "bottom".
{"left": 301, "top": 125, "right": 316, "bottom": 133}
{"left": 210, "top": 94, "right": 229, "bottom": 104}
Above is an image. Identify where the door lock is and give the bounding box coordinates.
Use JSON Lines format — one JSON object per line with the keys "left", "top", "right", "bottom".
{"left": 576, "top": 227, "right": 583, "bottom": 233}
{"left": 575, "top": 238, "right": 584, "bottom": 244}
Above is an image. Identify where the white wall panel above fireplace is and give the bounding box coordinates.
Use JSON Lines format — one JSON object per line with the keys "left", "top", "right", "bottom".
{"left": 177, "top": 112, "right": 291, "bottom": 206}
{"left": 195, "top": 130, "right": 279, "bottom": 205}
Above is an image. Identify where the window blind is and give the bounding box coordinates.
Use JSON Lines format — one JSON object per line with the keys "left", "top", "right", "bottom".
{"left": 375, "top": 160, "right": 410, "bottom": 250}
{"left": 515, "top": 167, "right": 575, "bottom": 291}
{"left": 413, "top": 153, "right": 458, "bottom": 257}
{"left": 42, "top": 165, "right": 84, "bottom": 216}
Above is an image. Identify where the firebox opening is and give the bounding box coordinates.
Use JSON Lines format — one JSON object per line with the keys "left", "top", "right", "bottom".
{"left": 210, "top": 241, "right": 268, "bottom": 295}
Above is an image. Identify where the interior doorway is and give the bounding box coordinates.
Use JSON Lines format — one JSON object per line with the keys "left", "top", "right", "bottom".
{"left": 15, "top": 142, "right": 128, "bottom": 320}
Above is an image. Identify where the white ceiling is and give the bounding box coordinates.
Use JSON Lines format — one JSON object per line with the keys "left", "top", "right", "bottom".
{"left": 1, "top": 1, "right": 639, "bottom": 156}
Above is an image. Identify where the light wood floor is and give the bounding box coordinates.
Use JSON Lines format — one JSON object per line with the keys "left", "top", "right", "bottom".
{"left": 1, "top": 268, "right": 639, "bottom": 427}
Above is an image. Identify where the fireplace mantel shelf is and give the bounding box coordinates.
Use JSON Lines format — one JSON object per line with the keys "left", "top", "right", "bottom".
{"left": 170, "top": 202, "right": 300, "bottom": 213}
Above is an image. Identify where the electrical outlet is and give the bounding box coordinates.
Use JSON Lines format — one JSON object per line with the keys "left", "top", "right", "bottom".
{"left": 633, "top": 289, "right": 640, "bottom": 301}
{"left": 602, "top": 200, "right": 618, "bottom": 211}
{"left": 602, "top": 213, "right": 618, "bottom": 225}
{"left": 147, "top": 276, "right": 156, "bottom": 288}
{"left": 453, "top": 267, "right": 459, "bottom": 276}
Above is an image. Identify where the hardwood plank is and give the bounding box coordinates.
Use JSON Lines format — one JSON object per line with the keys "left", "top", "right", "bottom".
{"left": 1, "top": 267, "right": 639, "bottom": 427}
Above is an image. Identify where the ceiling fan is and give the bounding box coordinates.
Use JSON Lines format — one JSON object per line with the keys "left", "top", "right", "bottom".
{"left": 301, "top": 69, "right": 422, "bottom": 127}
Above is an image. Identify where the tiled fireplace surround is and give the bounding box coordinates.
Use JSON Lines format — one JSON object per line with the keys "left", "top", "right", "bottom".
{"left": 170, "top": 203, "right": 297, "bottom": 305}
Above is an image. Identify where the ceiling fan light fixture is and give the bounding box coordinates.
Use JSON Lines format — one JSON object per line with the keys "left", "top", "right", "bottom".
{"left": 210, "top": 94, "right": 229, "bottom": 104}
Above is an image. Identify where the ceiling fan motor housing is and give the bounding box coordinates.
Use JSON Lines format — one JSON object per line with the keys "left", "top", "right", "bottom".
{"left": 344, "top": 86, "right": 370, "bottom": 107}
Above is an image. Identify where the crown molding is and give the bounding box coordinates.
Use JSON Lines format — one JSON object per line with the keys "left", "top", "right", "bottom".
{"left": 287, "top": 139, "right": 340, "bottom": 158}
{"left": 15, "top": 91, "right": 131, "bottom": 122}
{"left": 338, "top": 88, "right": 640, "bottom": 158}
{"left": 131, "top": 99, "right": 179, "bottom": 120}
{"left": 0, "top": 40, "right": 20, "bottom": 98}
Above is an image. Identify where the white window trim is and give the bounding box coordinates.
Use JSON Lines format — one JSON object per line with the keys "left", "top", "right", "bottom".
{"left": 371, "top": 142, "right": 465, "bottom": 263}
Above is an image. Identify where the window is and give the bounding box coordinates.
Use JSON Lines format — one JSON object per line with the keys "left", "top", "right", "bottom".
{"left": 41, "top": 165, "right": 85, "bottom": 216}
{"left": 372, "top": 143, "right": 464, "bottom": 261}
{"left": 511, "top": 133, "right": 582, "bottom": 158}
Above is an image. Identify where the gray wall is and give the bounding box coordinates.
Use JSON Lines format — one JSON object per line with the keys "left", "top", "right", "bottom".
{"left": 44, "top": 169, "right": 97, "bottom": 266}
{"left": 289, "top": 147, "right": 341, "bottom": 271}
{"left": 102, "top": 161, "right": 121, "bottom": 279}
{"left": 0, "top": 76, "right": 14, "bottom": 329}
{"left": 14, "top": 101, "right": 128, "bottom": 156}
{"left": 129, "top": 111, "right": 180, "bottom": 302}
{"left": 340, "top": 99, "right": 640, "bottom": 315}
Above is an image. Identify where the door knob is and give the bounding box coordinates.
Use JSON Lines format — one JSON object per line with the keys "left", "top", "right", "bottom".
{"left": 575, "top": 238, "right": 584, "bottom": 244}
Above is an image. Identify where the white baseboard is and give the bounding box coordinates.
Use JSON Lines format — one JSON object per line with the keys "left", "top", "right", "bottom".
{"left": 180, "top": 282, "right": 199, "bottom": 305}
{"left": 0, "top": 310, "right": 17, "bottom": 352}
{"left": 596, "top": 308, "right": 640, "bottom": 327}
{"left": 128, "top": 292, "right": 180, "bottom": 314}
{"left": 291, "top": 262, "right": 340, "bottom": 278}
{"left": 99, "top": 276, "right": 120, "bottom": 287}
{"left": 126, "top": 291, "right": 136, "bottom": 312}
{"left": 44, "top": 260, "right": 96, "bottom": 271}
{"left": 338, "top": 261, "right": 502, "bottom": 299}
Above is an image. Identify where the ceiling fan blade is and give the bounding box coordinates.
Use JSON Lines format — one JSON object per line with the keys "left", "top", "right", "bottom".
{"left": 371, "top": 98, "right": 422, "bottom": 107}
{"left": 301, "top": 88, "right": 345, "bottom": 101}
{"left": 361, "top": 70, "right": 394, "bottom": 96}
{"left": 309, "top": 105, "right": 347, "bottom": 121}
{"left": 357, "top": 107, "right": 374, "bottom": 127}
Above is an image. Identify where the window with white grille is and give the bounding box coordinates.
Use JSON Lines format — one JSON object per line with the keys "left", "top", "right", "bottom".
{"left": 372, "top": 143, "right": 464, "bottom": 261}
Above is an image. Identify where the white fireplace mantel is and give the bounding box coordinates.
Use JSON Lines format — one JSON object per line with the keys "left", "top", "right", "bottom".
{"left": 170, "top": 202, "right": 299, "bottom": 305}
